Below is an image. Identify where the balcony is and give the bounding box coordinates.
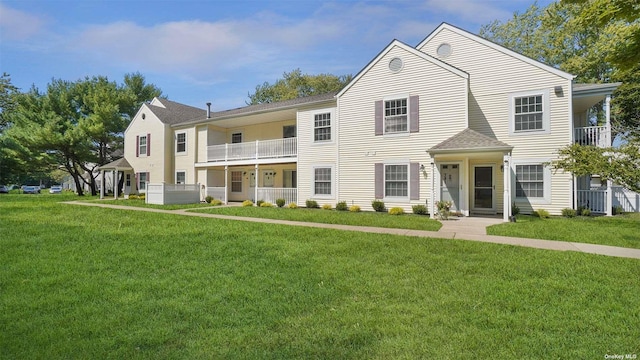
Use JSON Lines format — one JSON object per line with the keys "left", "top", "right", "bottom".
{"left": 574, "top": 126, "right": 609, "bottom": 147}
{"left": 207, "top": 137, "right": 297, "bottom": 163}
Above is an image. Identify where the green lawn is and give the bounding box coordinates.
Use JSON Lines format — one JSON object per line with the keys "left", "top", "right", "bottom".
{"left": 192, "top": 205, "right": 443, "bottom": 231}
{"left": 89, "top": 198, "right": 215, "bottom": 210}
{"left": 1, "top": 194, "right": 639, "bottom": 359}
{"left": 487, "top": 213, "right": 640, "bottom": 249}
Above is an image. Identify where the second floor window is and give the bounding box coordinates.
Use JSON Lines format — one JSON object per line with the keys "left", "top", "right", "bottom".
{"left": 176, "top": 133, "right": 186, "bottom": 153}
{"left": 385, "top": 98, "right": 408, "bottom": 133}
{"left": 514, "top": 95, "right": 543, "bottom": 132}
{"left": 314, "top": 113, "right": 331, "bottom": 142}
{"left": 138, "top": 135, "right": 147, "bottom": 157}
{"left": 231, "top": 133, "right": 242, "bottom": 143}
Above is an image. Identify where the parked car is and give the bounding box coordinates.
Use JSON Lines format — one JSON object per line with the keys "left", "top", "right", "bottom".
{"left": 0, "top": 185, "right": 8, "bottom": 193}
{"left": 23, "top": 186, "right": 41, "bottom": 194}
{"left": 8, "top": 185, "right": 20, "bottom": 191}
{"left": 49, "top": 186, "right": 63, "bottom": 194}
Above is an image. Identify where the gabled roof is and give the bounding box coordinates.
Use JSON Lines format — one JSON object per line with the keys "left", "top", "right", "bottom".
{"left": 337, "top": 39, "right": 468, "bottom": 98}
{"left": 428, "top": 128, "right": 513, "bottom": 154}
{"left": 417, "top": 23, "right": 575, "bottom": 81}
{"left": 98, "top": 157, "right": 132, "bottom": 171}
{"left": 147, "top": 98, "right": 207, "bottom": 125}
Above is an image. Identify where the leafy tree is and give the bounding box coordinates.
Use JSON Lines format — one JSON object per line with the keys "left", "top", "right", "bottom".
{"left": 247, "top": 69, "right": 352, "bottom": 105}
{"left": 0, "top": 73, "right": 19, "bottom": 131}
{"left": 551, "top": 143, "right": 640, "bottom": 192}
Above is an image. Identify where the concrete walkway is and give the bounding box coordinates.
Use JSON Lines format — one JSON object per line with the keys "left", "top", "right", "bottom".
{"left": 64, "top": 201, "right": 640, "bottom": 260}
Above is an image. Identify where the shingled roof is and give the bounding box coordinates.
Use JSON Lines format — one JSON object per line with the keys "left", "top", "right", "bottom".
{"left": 429, "top": 128, "right": 512, "bottom": 154}
{"left": 147, "top": 98, "right": 207, "bottom": 125}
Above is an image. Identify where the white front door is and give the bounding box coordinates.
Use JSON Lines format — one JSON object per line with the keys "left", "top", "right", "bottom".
{"left": 441, "top": 164, "right": 460, "bottom": 211}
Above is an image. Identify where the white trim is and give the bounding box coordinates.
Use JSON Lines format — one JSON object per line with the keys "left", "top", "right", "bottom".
{"left": 311, "top": 164, "right": 335, "bottom": 199}
{"left": 337, "top": 39, "right": 468, "bottom": 98}
{"left": 175, "top": 170, "right": 187, "bottom": 184}
{"left": 417, "top": 23, "right": 575, "bottom": 80}
{"left": 382, "top": 94, "right": 410, "bottom": 136}
{"left": 512, "top": 159, "right": 552, "bottom": 205}
{"left": 508, "top": 89, "right": 550, "bottom": 136}
{"left": 311, "top": 108, "right": 336, "bottom": 145}
{"left": 175, "top": 131, "right": 187, "bottom": 155}
{"left": 382, "top": 161, "right": 410, "bottom": 201}
{"left": 137, "top": 133, "right": 148, "bottom": 157}
{"left": 230, "top": 131, "right": 243, "bottom": 144}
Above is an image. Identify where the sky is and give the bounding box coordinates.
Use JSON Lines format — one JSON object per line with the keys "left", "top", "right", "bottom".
{"left": 0, "top": 0, "right": 553, "bottom": 111}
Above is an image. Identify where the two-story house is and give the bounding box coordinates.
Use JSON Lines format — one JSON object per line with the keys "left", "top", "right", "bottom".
{"left": 100, "top": 23, "right": 625, "bottom": 220}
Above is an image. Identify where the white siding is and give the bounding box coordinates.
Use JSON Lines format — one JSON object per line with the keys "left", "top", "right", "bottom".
{"left": 124, "top": 106, "right": 169, "bottom": 188}
{"left": 338, "top": 45, "right": 468, "bottom": 211}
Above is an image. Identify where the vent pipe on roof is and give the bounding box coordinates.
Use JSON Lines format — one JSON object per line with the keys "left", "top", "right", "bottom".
{"left": 206, "top": 102, "right": 212, "bottom": 119}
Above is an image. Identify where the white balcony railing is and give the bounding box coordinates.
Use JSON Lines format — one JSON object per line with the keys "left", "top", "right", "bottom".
{"left": 207, "top": 138, "right": 297, "bottom": 162}
{"left": 575, "top": 126, "right": 609, "bottom": 147}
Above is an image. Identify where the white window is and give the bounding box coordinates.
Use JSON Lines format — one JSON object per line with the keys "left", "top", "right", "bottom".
{"left": 231, "top": 171, "right": 242, "bottom": 192}
{"left": 385, "top": 164, "right": 408, "bottom": 197}
{"left": 231, "top": 133, "right": 242, "bottom": 144}
{"left": 138, "top": 172, "right": 147, "bottom": 191}
{"left": 510, "top": 90, "right": 550, "bottom": 135}
{"left": 385, "top": 98, "right": 408, "bottom": 134}
{"left": 176, "top": 132, "right": 186, "bottom": 153}
{"left": 314, "top": 113, "right": 331, "bottom": 142}
{"left": 314, "top": 167, "right": 332, "bottom": 196}
{"left": 176, "top": 171, "right": 186, "bottom": 184}
{"left": 515, "top": 164, "right": 544, "bottom": 198}
{"left": 138, "top": 135, "right": 147, "bottom": 156}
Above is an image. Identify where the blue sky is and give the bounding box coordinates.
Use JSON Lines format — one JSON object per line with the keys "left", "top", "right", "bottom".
{"left": 1, "top": 0, "right": 552, "bottom": 111}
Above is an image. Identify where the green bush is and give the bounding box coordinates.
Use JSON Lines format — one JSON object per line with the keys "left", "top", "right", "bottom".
{"left": 205, "top": 195, "right": 213, "bottom": 203}
{"left": 389, "top": 207, "right": 404, "bottom": 215}
{"left": 242, "top": 200, "right": 254, "bottom": 207}
{"left": 436, "top": 200, "right": 452, "bottom": 220}
{"left": 276, "top": 198, "right": 286, "bottom": 208}
{"left": 577, "top": 205, "right": 587, "bottom": 216}
{"left": 512, "top": 202, "right": 520, "bottom": 216}
{"left": 305, "top": 199, "right": 319, "bottom": 209}
{"left": 128, "top": 194, "right": 139, "bottom": 200}
{"left": 533, "top": 209, "right": 550, "bottom": 219}
{"left": 336, "top": 201, "right": 348, "bottom": 211}
{"left": 349, "top": 205, "right": 361, "bottom": 212}
{"left": 322, "top": 203, "right": 332, "bottom": 210}
{"left": 371, "top": 199, "right": 386, "bottom": 212}
{"left": 412, "top": 204, "right": 428, "bottom": 215}
{"left": 260, "top": 202, "right": 273, "bottom": 208}
{"left": 256, "top": 200, "right": 264, "bottom": 207}
{"left": 581, "top": 208, "right": 591, "bottom": 216}
{"left": 562, "top": 208, "right": 577, "bottom": 218}
{"left": 210, "top": 199, "right": 222, "bottom": 206}
{"left": 613, "top": 205, "right": 624, "bottom": 215}
{"left": 288, "top": 202, "right": 298, "bottom": 209}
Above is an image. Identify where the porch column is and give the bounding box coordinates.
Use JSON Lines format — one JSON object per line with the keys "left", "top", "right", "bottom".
{"left": 100, "top": 169, "right": 105, "bottom": 199}
{"left": 605, "top": 94, "right": 613, "bottom": 216}
{"left": 254, "top": 164, "right": 259, "bottom": 206}
{"left": 224, "top": 166, "right": 228, "bottom": 205}
{"left": 503, "top": 153, "right": 511, "bottom": 222}
{"left": 429, "top": 161, "right": 435, "bottom": 219}
{"left": 113, "top": 170, "right": 117, "bottom": 199}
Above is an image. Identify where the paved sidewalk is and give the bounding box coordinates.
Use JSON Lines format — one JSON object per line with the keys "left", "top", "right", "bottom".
{"left": 64, "top": 201, "right": 640, "bottom": 260}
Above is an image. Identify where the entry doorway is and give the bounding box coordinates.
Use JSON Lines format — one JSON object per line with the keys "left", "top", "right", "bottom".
{"left": 440, "top": 164, "right": 460, "bottom": 211}
{"left": 473, "top": 165, "right": 494, "bottom": 212}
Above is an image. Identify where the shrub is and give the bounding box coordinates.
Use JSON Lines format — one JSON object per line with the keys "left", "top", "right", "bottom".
{"left": 561, "top": 208, "right": 577, "bottom": 218}
{"left": 260, "top": 202, "right": 273, "bottom": 207}
{"left": 128, "top": 194, "right": 139, "bottom": 200}
{"left": 389, "top": 207, "right": 404, "bottom": 215}
{"left": 512, "top": 202, "right": 520, "bottom": 216}
{"left": 256, "top": 200, "right": 264, "bottom": 207}
{"left": 276, "top": 198, "right": 286, "bottom": 208}
{"left": 581, "top": 208, "right": 591, "bottom": 216}
{"left": 613, "top": 205, "right": 624, "bottom": 215}
{"left": 211, "top": 199, "right": 222, "bottom": 206}
{"left": 305, "top": 199, "right": 319, "bottom": 209}
{"left": 436, "top": 200, "right": 452, "bottom": 220}
{"left": 288, "top": 202, "right": 298, "bottom": 209}
{"left": 205, "top": 195, "right": 213, "bottom": 203}
{"left": 412, "top": 204, "right": 428, "bottom": 215}
{"left": 371, "top": 199, "right": 386, "bottom": 212}
{"left": 336, "top": 201, "right": 348, "bottom": 211}
{"left": 577, "top": 205, "right": 587, "bottom": 216}
{"left": 242, "top": 200, "right": 254, "bottom": 207}
{"left": 322, "top": 203, "right": 332, "bottom": 210}
{"left": 533, "top": 209, "right": 550, "bottom": 218}
{"left": 349, "top": 205, "right": 361, "bottom": 212}
{"left": 138, "top": 194, "right": 145, "bottom": 200}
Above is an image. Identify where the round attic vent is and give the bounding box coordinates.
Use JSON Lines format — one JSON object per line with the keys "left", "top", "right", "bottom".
{"left": 437, "top": 43, "right": 452, "bottom": 58}
{"left": 389, "top": 57, "right": 403, "bottom": 73}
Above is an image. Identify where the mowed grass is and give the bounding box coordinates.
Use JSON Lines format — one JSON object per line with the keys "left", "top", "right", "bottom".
{"left": 88, "top": 198, "right": 215, "bottom": 210}
{"left": 488, "top": 213, "right": 640, "bottom": 249}
{"left": 1, "top": 194, "right": 639, "bottom": 359}
{"left": 193, "top": 205, "right": 442, "bottom": 231}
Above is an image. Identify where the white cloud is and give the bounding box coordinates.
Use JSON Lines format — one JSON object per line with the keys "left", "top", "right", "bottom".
{"left": 0, "top": 3, "right": 47, "bottom": 40}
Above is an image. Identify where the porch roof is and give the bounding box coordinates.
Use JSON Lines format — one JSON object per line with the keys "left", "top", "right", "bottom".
{"left": 98, "top": 157, "right": 133, "bottom": 171}
{"left": 428, "top": 128, "right": 513, "bottom": 154}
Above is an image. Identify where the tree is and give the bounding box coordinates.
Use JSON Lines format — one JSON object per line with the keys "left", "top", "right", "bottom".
{"left": 551, "top": 143, "right": 640, "bottom": 192}
{"left": 247, "top": 69, "right": 352, "bottom": 105}
{"left": 0, "top": 73, "right": 19, "bottom": 131}
{"left": 2, "top": 74, "right": 162, "bottom": 195}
